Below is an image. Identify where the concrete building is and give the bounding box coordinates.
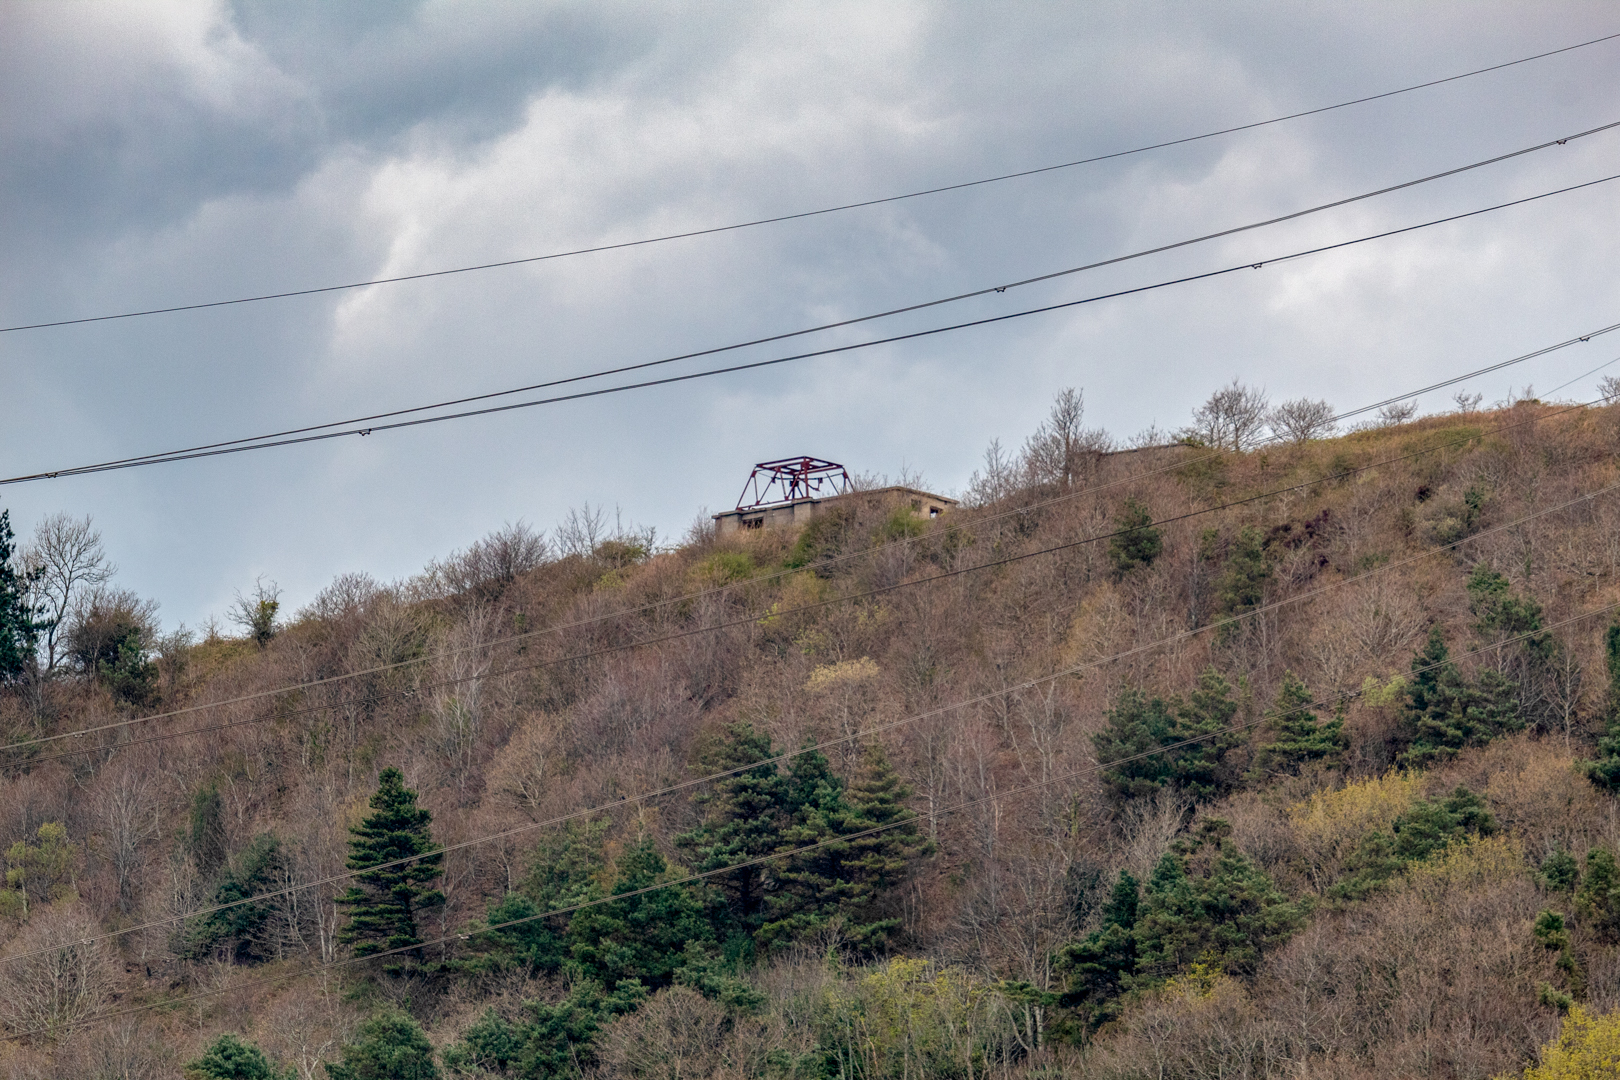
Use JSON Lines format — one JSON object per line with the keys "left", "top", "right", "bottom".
{"left": 713, "top": 484, "right": 958, "bottom": 535}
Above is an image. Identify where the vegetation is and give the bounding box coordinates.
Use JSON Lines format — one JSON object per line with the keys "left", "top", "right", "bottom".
{"left": 3, "top": 390, "right": 1620, "bottom": 1076}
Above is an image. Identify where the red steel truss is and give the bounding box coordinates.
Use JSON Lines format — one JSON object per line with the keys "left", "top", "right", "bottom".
{"left": 735, "top": 456, "right": 852, "bottom": 510}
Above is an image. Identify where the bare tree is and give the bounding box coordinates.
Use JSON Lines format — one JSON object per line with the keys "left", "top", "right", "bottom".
{"left": 1599, "top": 375, "right": 1620, "bottom": 403}
{"left": 1022, "top": 388, "right": 1112, "bottom": 486}
{"left": 91, "top": 767, "right": 158, "bottom": 915}
{"left": 1453, "top": 390, "right": 1484, "bottom": 413}
{"left": 228, "top": 576, "right": 280, "bottom": 648}
{"left": 556, "top": 502, "right": 609, "bottom": 558}
{"left": 1376, "top": 400, "right": 1419, "bottom": 427}
{"left": 422, "top": 520, "right": 548, "bottom": 599}
{"left": 964, "top": 438, "right": 1018, "bottom": 506}
{"left": 1268, "top": 398, "right": 1336, "bottom": 443}
{"left": 1184, "top": 379, "right": 1270, "bottom": 451}
{"left": 21, "top": 514, "right": 115, "bottom": 675}
{"left": 0, "top": 906, "right": 115, "bottom": 1041}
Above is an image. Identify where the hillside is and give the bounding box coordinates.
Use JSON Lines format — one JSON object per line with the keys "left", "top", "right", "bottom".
{"left": 4, "top": 394, "right": 1620, "bottom": 1079}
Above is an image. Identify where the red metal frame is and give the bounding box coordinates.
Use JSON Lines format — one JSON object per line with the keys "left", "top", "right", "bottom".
{"left": 735, "top": 457, "right": 852, "bottom": 510}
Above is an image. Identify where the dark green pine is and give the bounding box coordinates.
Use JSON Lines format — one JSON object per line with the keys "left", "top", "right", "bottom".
{"left": 565, "top": 834, "right": 714, "bottom": 989}
{"left": 335, "top": 767, "right": 444, "bottom": 959}
{"left": 1093, "top": 686, "right": 1180, "bottom": 800}
{"left": 1055, "top": 870, "right": 1140, "bottom": 1033}
{"left": 184, "top": 1033, "right": 286, "bottom": 1080}
{"left": 0, "top": 509, "right": 44, "bottom": 684}
{"left": 1250, "top": 671, "right": 1346, "bottom": 777}
{"left": 1586, "top": 620, "right": 1620, "bottom": 793}
{"left": 1169, "top": 667, "right": 1244, "bottom": 800}
{"left": 324, "top": 1012, "right": 441, "bottom": 1080}
{"left": 675, "top": 722, "right": 789, "bottom": 936}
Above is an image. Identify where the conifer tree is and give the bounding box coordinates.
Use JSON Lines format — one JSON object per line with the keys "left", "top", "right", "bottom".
{"left": 183, "top": 1034, "right": 288, "bottom": 1080}
{"left": 566, "top": 834, "right": 714, "bottom": 988}
{"left": 1212, "top": 526, "right": 1270, "bottom": 624}
{"left": 1399, "top": 627, "right": 1520, "bottom": 766}
{"left": 325, "top": 1012, "right": 440, "bottom": 1080}
{"left": 336, "top": 768, "right": 443, "bottom": 959}
{"left": 0, "top": 509, "right": 44, "bottom": 684}
{"left": 1133, "top": 819, "right": 1303, "bottom": 978}
{"left": 1169, "top": 667, "right": 1245, "bottom": 799}
{"left": 763, "top": 744, "right": 928, "bottom": 950}
{"left": 1250, "top": 671, "right": 1346, "bottom": 777}
{"left": 1585, "top": 619, "right": 1620, "bottom": 792}
{"left": 1055, "top": 871, "right": 1140, "bottom": 1033}
{"left": 675, "top": 722, "right": 789, "bottom": 937}
{"left": 1106, "top": 498, "right": 1162, "bottom": 577}
{"left": 1093, "top": 687, "right": 1180, "bottom": 799}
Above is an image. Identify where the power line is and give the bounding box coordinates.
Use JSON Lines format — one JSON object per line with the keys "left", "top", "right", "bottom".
{"left": 9, "top": 153, "right": 1620, "bottom": 488}
{"left": 3, "top": 367, "right": 1606, "bottom": 760}
{"left": 12, "top": 602, "right": 1610, "bottom": 1041}
{"left": 7, "top": 410, "right": 1609, "bottom": 964}
{"left": 6, "top": 29, "right": 1618, "bottom": 337}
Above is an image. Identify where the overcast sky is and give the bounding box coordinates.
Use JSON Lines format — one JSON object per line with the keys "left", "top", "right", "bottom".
{"left": 3, "top": 1, "right": 1620, "bottom": 632}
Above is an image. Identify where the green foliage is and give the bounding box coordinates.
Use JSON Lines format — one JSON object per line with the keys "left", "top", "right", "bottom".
{"left": 1093, "top": 668, "right": 1244, "bottom": 802}
{"left": 441, "top": 981, "right": 645, "bottom": 1079}
{"left": 566, "top": 835, "right": 715, "bottom": 989}
{"left": 1542, "top": 849, "right": 1581, "bottom": 893}
{"left": 190, "top": 782, "right": 228, "bottom": 879}
{"left": 1212, "top": 526, "right": 1270, "bottom": 625}
{"left": 182, "top": 833, "right": 285, "bottom": 963}
{"left": 1250, "top": 672, "right": 1346, "bottom": 777}
{"left": 764, "top": 743, "right": 930, "bottom": 951}
{"left": 676, "top": 722, "right": 788, "bottom": 938}
{"left": 694, "top": 551, "right": 755, "bottom": 584}
{"left": 784, "top": 506, "right": 855, "bottom": 572}
{"left": 336, "top": 768, "right": 444, "bottom": 960}
{"left": 1331, "top": 787, "right": 1496, "bottom": 901}
{"left": 1585, "top": 619, "right": 1620, "bottom": 793}
{"left": 1054, "top": 871, "right": 1140, "bottom": 1035}
{"left": 0, "top": 821, "right": 77, "bottom": 920}
{"left": 1398, "top": 627, "right": 1521, "bottom": 766}
{"left": 1576, "top": 848, "right": 1620, "bottom": 939}
{"left": 184, "top": 1033, "right": 290, "bottom": 1080}
{"left": 325, "top": 1012, "right": 440, "bottom": 1080}
{"left": 1106, "top": 497, "right": 1163, "bottom": 577}
{"left": 876, "top": 505, "right": 928, "bottom": 543}
{"left": 1133, "top": 819, "right": 1305, "bottom": 978}
{"left": 1432, "top": 483, "right": 1488, "bottom": 545}
{"left": 0, "top": 508, "right": 44, "bottom": 683}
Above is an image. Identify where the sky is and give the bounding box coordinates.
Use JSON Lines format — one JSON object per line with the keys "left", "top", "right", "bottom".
{"left": 3, "top": 0, "right": 1620, "bottom": 633}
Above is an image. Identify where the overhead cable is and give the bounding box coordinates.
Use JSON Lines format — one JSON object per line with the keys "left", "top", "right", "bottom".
{"left": 9, "top": 153, "right": 1620, "bottom": 488}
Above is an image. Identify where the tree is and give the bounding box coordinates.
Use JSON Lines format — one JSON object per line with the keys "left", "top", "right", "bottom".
{"left": 1184, "top": 380, "right": 1269, "bottom": 451}
{"left": 336, "top": 768, "right": 443, "bottom": 960}
{"left": 184, "top": 833, "right": 289, "bottom": 964}
{"left": 441, "top": 982, "right": 645, "bottom": 1079}
{"left": 65, "top": 585, "right": 158, "bottom": 704}
{"left": 0, "top": 508, "right": 45, "bottom": 683}
{"left": 675, "top": 722, "right": 789, "bottom": 938}
{"left": 1169, "top": 667, "right": 1244, "bottom": 800}
{"left": 1467, "top": 565, "right": 1561, "bottom": 733}
{"left": 20, "top": 512, "right": 114, "bottom": 675}
{"left": 1514, "top": 1005, "right": 1620, "bottom": 1080}
{"left": 1399, "top": 627, "right": 1520, "bottom": 766}
{"left": 1587, "top": 619, "right": 1620, "bottom": 792}
{"left": 1331, "top": 787, "right": 1496, "bottom": 901}
{"left": 325, "top": 1012, "right": 440, "bottom": 1080}
{"left": 1093, "top": 671, "right": 1243, "bottom": 802}
{"left": 1054, "top": 871, "right": 1140, "bottom": 1035}
{"left": 1106, "top": 498, "right": 1162, "bottom": 577}
{"left": 765, "top": 744, "right": 929, "bottom": 950}
{"left": 1022, "top": 387, "right": 1111, "bottom": 487}
{"left": 230, "top": 576, "right": 281, "bottom": 648}
{"left": 1250, "top": 672, "right": 1345, "bottom": 777}
{"left": 1133, "top": 819, "right": 1303, "bottom": 978}
{"left": 1212, "top": 527, "right": 1270, "bottom": 624}
{"left": 184, "top": 1033, "right": 289, "bottom": 1080}
{"left": 1268, "top": 398, "right": 1335, "bottom": 443}
{"left": 565, "top": 835, "right": 714, "bottom": 989}
{"left": 0, "top": 822, "right": 78, "bottom": 920}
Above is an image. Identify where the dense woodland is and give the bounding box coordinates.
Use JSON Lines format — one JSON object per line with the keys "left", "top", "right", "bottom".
{"left": 5, "top": 386, "right": 1620, "bottom": 1078}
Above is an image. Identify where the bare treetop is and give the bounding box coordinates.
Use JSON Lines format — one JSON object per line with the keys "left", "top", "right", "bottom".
{"left": 1268, "top": 398, "right": 1336, "bottom": 443}
{"left": 22, "top": 513, "right": 116, "bottom": 675}
{"left": 1184, "top": 380, "right": 1270, "bottom": 451}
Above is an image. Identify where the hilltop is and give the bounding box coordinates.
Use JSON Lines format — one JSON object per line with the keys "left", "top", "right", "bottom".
{"left": 2, "top": 392, "right": 1620, "bottom": 1078}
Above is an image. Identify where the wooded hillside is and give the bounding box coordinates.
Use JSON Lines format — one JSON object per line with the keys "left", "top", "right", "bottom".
{"left": 4, "top": 392, "right": 1620, "bottom": 1079}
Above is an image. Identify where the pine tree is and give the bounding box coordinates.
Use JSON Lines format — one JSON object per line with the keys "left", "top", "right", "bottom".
{"left": 325, "top": 1012, "right": 441, "bottom": 1080}
{"left": 1213, "top": 526, "right": 1270, "bottom": 624}
{"left": 183, "top": 1034, "right": 288, "bottom": 1080}
{"left": 1133, "top": 819, "right": 1303, "bottom": 978}
{"left": 1331, "top": 787, "right": 1496, "bottom": 901}
{"left": 0, "top": 509, "right": 44, "bottom": 684}
{"left": 1250, "top": 671, "right": 1346, "bottom": 777}
{"left": 1106, "top": 498, "right": 1163, "bottom": 577}
{"left": 675, "top": 722, "right": 789, "bottom": 937}
{"left": 1093, "top": 687, "right": 1180, "bottom": 799}
{"left": 1169, "top": 667, "right": 1244, "bottom": 799}
{"left": 565, "top": 834, "right": 714, "bottom": 989}
{"left": 1586, "top": 620, "right": 1620, "bottom": 792}
{"left": 1055, "top": 871, "right": 1140, "bottom": 1034}
{"left": 1399, "top": 627, "right": 1521, "bottom": 767}
{"left": 336, "top": 768, "right": 443, "bottom": 960}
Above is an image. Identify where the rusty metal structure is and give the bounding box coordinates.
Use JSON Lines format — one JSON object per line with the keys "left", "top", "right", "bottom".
{"left": 735, "top": 456, "right": 852, "bottom": 510}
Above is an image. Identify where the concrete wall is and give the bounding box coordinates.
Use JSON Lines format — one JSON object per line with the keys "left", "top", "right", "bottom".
{"left": 713, "top": 485, "right": 957, "bottom": 536}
